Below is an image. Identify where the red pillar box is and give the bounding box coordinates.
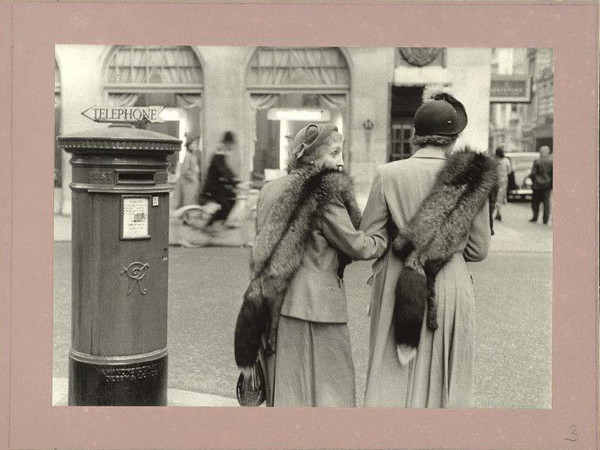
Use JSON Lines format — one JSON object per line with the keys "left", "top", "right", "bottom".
{"left": 57, "top": 122, "right": 180, "bottom": 406}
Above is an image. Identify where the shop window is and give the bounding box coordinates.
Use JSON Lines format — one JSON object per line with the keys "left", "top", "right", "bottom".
{"left": 103, "top": 46, "right": 204, "bottom": 175}
{"left": 246, "top": 47, "right": 350, "bottom": 89}
{"left": 390, "top": 123, "right": 414, "bottom": 161}
{"left": 105, "top": 46, "right": 203, "bottom": 90}
{"left": 247, "top": 47, "right": 351, "bottom": 183}
{"left": 104, "top": 45, "right": 203, "bottom": 109}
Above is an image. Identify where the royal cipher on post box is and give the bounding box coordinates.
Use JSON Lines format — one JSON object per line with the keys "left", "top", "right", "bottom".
{"left": 57, "top": 122, "right": 180, "bottom": 406}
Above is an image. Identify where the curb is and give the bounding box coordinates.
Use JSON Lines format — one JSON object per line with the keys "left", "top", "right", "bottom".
{"left": 52, "top": 377, "right": 238, "bottom": 407}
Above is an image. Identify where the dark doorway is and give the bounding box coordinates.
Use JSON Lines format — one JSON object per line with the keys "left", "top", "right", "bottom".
{"left": 390, "top": 86, "right": 424, "bottom": 161}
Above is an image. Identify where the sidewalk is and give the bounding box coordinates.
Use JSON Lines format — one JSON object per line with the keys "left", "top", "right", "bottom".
{"left": 52, "top": 377, "right": 238, "bottom": 407}
{"left": 54, "top": 192, "right": 372, "bottom": 243}
{"left": 54, "top": 214, "right": 72, "bottom": 242}
{"left": 487, "top": 201, "right": 552, "bottom": 253}
{"left": 55, "top": 200, "right": 551, "bottom": 251}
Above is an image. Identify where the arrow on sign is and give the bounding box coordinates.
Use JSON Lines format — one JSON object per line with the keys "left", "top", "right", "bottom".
{"left": 81, "top": 106, "right": 165, "bottom": 124}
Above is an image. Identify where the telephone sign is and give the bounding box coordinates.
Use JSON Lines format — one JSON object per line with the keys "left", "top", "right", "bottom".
{"left": 82, "top": 106, "right": 165, "bottom": 123}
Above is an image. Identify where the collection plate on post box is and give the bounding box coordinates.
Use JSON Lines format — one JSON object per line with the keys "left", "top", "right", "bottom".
{"left": 121, "top": 196, "right": 151, "bottom": 240}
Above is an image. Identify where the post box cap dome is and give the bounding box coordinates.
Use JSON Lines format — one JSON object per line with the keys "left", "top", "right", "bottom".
{"left": 57, "top": 124, "right": 182, "bottom": 154}
{"left": 58, "top": 124, "right": 182, "bottom": 142}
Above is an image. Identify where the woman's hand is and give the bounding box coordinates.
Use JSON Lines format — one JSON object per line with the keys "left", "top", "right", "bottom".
{"left": 240, "top": 366, "right": 254, "bottom": 379}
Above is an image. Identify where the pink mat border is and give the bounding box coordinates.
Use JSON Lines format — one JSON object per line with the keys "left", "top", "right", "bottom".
{"left": 1, "top": 1, "right": 598, "bottom": 449}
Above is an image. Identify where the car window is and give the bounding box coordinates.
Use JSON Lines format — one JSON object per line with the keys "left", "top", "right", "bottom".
{"left": 508, "top": 155, "right": 537, "bottom": 171}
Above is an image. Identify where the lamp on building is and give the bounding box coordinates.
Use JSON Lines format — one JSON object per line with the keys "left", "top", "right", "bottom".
{"left": 362, "top": 119, "right": 374, "bottom": 154}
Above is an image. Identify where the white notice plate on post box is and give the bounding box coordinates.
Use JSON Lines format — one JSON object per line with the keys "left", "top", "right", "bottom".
{"left": 121, "top": 196, "right": 150, "bottom": 240}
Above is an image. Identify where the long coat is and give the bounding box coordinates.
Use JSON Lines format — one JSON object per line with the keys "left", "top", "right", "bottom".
{"left": 203, "top": 149, "right": 238, "bottom": 201}
{"left": 255, "top": 170, "right": 388, "bottom": 406}
{"left": 359, "top": 146, "right": 491, "bottom": 408}
{"left": 530, "top": 156, "right": 553, "bottom": 190}
{"left": 174, "top": 150, "right": 200, "bottom": 208}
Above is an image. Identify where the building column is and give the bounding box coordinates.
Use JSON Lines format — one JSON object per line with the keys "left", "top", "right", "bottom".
{"left": 55, "top": 45, "right": 107, "bottom": 216}
{"left": 447, "top": 48, "right": 493, "bottom": 151}
{"left": 197, "top": 46, "right": 251, "bottom": 181}
{"left": 346, "top": 48, "right": 396, "bottom": 201}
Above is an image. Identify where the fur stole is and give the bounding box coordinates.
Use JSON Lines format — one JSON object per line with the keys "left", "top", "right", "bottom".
{"left": 234, "top": 168, "right": 361, "bottom": 369}
{"left": 391, "top": 148, "right": 497, "bottom": 365}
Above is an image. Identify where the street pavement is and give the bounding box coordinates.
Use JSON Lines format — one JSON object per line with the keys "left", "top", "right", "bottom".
{"left": 53, "top": 201, "right": 551, "bottom": 408}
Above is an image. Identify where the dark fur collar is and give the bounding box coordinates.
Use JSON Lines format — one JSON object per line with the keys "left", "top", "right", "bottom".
{"left": 234, "top": 168, "right": 360, "bottom": 368}
{"left": 391, "top": 148, "right": 498, "bottom": 365}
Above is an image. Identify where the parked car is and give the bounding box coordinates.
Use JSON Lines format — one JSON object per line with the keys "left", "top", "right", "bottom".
{"left": 505, "top": 152, "right": 539, "bottom": 201}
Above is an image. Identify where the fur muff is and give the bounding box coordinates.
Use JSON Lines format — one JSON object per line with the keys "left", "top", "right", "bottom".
{"left": 391, "top": 148, "right": 498, "bottom": 365}
{"left": 234, "top": 168, "right": 361, "bottom": 369}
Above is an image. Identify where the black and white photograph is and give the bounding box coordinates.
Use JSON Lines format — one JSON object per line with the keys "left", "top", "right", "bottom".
{"left": 52, "top": 45, "right": 553, "bottom": 408}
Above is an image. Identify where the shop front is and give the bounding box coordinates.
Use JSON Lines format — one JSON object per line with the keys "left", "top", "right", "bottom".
{"left": 245, "top": 47, "right": 351, "bottom": 185}
{"left": 56, "top": 45, "right": 204, "bottom": 215}
{"left": 391, "top": 48, "right": 492, "bottom": 161}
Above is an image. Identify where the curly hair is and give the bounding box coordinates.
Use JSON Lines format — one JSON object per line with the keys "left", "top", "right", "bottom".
{"left": 411, "top": 134, "right": 457, "bottom": 148}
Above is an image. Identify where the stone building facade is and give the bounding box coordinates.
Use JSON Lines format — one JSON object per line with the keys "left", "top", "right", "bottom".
{"left": 55, "top": 45, "right": 493, "bottom": 215}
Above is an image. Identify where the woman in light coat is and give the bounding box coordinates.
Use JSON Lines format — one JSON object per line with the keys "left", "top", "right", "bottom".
{"left": 493, "top": 146, "right": 513, "bottom": 221}
{"left": 173, "top": 137, "right": 201, "bottom": 209}
{"left": 360, "top": 93, "right": 495, "bottom": 408}
{"left": 234, "top": 123, "right": 388, "bottom": 407}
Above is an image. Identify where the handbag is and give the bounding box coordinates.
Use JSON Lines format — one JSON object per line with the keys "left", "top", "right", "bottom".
{"left": 236, "top": 358, "right": 266, "bottom": 407}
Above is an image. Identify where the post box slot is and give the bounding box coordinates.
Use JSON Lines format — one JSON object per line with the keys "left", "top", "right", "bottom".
{"left": 117, "top": 172, "right": 156, "bottom": 184}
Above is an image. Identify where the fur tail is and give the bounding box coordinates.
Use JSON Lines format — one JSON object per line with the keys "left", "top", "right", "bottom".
{"left": 234, "top": 280, "right": 268, "bottom": 369}
{"left": 396, "top": 344, "right": 417, "bottom": 366}
{"left": 393, "top": 265, "right": 427, "bottom": 365}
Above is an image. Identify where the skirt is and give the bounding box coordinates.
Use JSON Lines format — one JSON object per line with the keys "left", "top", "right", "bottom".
{"left": 364, "top": 253, "right": 475, "bottom": 408}
{"left": 265, "top": 315, "right": 356, "bottom": 407}
{"left": 496, "top": 179, "right": 508, "bottom": 206}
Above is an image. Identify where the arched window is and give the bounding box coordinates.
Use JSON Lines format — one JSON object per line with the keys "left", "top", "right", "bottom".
{"left": 246, "top": 47, "right": 350, "bottom": 91}
{"left": 103, "top": 46, "right": 205, "bottom": 182}
{"left": 104, "top": 45, "right": 203, "bottom": 108}
{"left": 245, "top": 47, "right": 352, "bottom": 179}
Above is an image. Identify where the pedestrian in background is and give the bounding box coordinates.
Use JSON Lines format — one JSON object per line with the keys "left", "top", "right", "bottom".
{"left": 487, "top": 181, "right": 498, "bottom": 236}
{"left": 173, "top": 135, "right": 201, "bottom": 209}
{"left": 234, "top": 123, "right": 388, "bottom": 407}
{"left": 360, "top": 92, "right": 495, "bottom": 408}
{"left": 529, "top": 145, "right": 553, "bottom": 224}
{"left": 493, "top": 146, "right": 512, "bottom": 222}
{"left": 202, "top": 131, "right": 240, "bottom": 228}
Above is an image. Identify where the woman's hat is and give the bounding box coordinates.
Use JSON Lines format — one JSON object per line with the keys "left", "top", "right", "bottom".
{"left": 292, "top": 123, "right": 338, "bottom": 160}
{"left": 413, "top": 93, "right": 468, "bottom": 137}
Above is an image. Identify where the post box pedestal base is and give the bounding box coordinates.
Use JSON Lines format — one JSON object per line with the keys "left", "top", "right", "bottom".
{"left": 68, "top": 354, "right": 168, "bottom": 406}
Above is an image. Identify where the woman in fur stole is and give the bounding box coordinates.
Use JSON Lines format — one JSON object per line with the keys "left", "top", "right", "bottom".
{"left": 234, "top": 123, "right": 388, "bottom": 407}
{"left": 360, "top": 92, "right": 496, "bottom": 407}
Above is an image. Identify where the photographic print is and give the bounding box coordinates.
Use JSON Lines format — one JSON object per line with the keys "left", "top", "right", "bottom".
{"left": 52, "top": 45, "right": 552, "bottom": 409}
{"left": 2, "top": 1, "right": 598, "bottom": 449}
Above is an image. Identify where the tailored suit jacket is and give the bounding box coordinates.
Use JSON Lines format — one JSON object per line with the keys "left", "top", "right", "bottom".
{"left": 255, "top": 171, "right": 389, "bottom": 323}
